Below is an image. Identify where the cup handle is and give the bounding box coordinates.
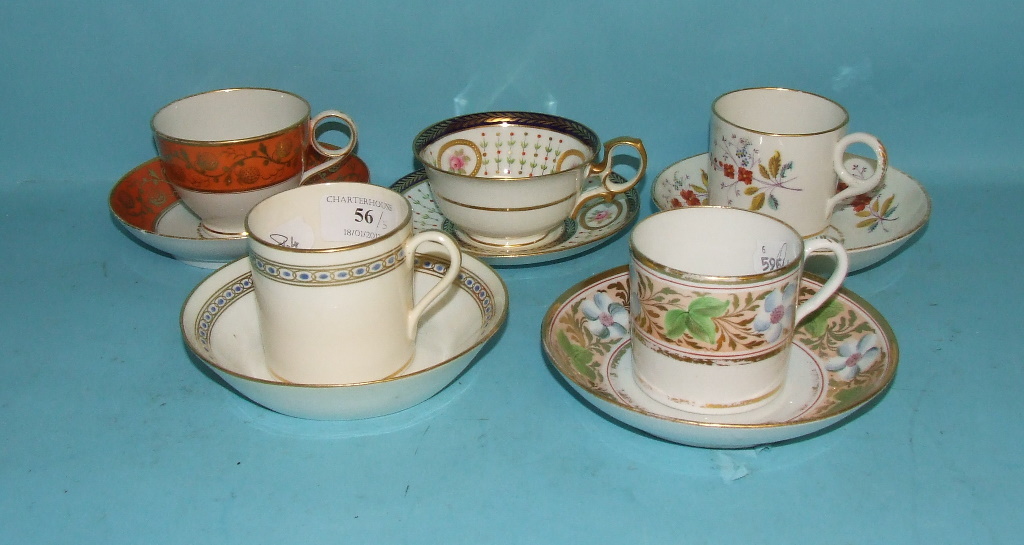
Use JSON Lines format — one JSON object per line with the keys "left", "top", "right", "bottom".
{"left": 825, "top": 132, "right": 888, "bottom": 216}
{"left": 794, "top": 237, "right": 850, "bottom": 323}
{"left": 568, "top": 136, "right": 648, "bottom": 218}
{"left": 300, "top": 110, "right": 359, "bottom": 184}
{"left": 403, "top": 231, "right": 464, "bottom": 339}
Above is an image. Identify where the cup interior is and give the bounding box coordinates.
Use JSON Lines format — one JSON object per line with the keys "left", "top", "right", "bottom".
{"left": 712, "top": 88, "right": 849, "bottom": 135}
{"left": 631, "top": 207, "right": 803, "bottom": 277}
{"left": 152, "top": 88, "right": 310, "bottom": 142}
{"left": 413, "top": 112, "right": 600, "bottom": 179}
{"left": 247, "top": 183, "right": 409, "bottom": 251}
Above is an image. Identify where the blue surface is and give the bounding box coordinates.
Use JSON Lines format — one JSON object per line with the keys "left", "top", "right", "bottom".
{"left": 2, "top": 1, "right": 1023, "bottom": 543}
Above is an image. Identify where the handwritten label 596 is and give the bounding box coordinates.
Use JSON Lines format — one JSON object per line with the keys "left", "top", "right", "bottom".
{"left": 755, "top": 241, "right": 791, "bottom": 273}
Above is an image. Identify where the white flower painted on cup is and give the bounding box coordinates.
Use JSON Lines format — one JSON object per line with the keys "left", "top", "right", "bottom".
{"left": 581, "top": 291, "right": 629, "bottom": 340}
{"left": 825, "top": 334, "right": 880, "bottom": 381}
{"left": 752, "top": 283, "right": 796, "bottom": 343}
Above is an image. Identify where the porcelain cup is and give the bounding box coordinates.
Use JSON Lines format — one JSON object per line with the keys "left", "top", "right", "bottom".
{"left": 152, "top": 88, "right": 358, "bottom": 238}
{"left": 245, "top": 182, "right": 462, "bottom": 385}
{"left": 413, "top": 111, "right": 647, "bottom": 248}
{"left": 708, "top": 87, "right": 887, "bottom": 238}
{"left": 629, "top": 206, "right": 849, "bottom": 414}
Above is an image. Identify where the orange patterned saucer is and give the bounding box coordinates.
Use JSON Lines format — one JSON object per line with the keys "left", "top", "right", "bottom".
{"left": 110, "top": 151, "right": 369, "bottom": 268}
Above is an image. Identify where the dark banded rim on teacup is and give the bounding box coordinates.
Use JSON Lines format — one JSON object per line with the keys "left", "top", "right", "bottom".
{"left": 412, "top": 111, "right": 602, "bottom": 181}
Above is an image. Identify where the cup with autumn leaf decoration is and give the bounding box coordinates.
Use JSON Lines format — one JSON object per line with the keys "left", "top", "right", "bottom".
{"left": 629, "top": 206, "right": 849, "bottom": 414}
{"left": 413, "top": 111, "right": 646, "bottom": 248}
{"left": 152, "top": 88, "right": 358, "bottom": 238}
{"left": 708, "top": 87, "right": 887, "bottom": 238}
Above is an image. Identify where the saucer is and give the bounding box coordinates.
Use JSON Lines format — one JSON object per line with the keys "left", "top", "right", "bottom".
{"left": 541, "top": 265, "right": 898, "bottom": 448}
{"left": 390, "top": 169, "right": 639, "bottom": 266}
{"left": 181, "top": 248, "right": 508, "bottom": 420}
{"left": 651, "top": 153, "right": 931, "bottom": 271}
{"left": 110, "top": 152, "right": 370, "bottom": 268}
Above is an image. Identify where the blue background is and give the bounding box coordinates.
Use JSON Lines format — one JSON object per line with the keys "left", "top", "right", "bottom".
{"left": 2, "top": 1, "right": 1021, "bottom": 543}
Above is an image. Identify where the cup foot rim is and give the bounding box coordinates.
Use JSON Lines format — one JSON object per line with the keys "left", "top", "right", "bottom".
{"left": 198, "top": 223, "right": 248, "bottom": 239}
{"left": 454, "top": 225, "right": 564, "bottom": 249}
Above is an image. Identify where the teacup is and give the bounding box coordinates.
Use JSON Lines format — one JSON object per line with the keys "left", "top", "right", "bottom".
{"left": 708, "top": 87, "right": 887, "bottom": 238}
{"left": 413, "top": 111, "right": 647, "bottom": 248}
{"left": 245, "top": 182, "right": 462, "bottom": 385}
{"left": 152, "top": 88, "right": 358, "bottom": 238}
{"left": 629, "top": 206, "right": 849, "bottom": 414}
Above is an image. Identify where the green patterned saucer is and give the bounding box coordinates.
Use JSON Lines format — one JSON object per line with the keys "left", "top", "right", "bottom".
{"left": 542, "top": 265, "right": 898, "bottom": 448}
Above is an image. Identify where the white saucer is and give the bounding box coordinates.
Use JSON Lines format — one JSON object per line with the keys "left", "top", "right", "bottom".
{"left": 541, "top": 265, "right": 898, "bottom": 449}
{"left": 110, "top": 154, "right": 370, "bottom": 268}
{"left": 651, "top": 153, "right": 931, "bottom": 272}
{"left": 180, "top": 248, "right": 508, "bottom": 420}
{"left": 390, "top": 169, "right": 639, "bottom": 266}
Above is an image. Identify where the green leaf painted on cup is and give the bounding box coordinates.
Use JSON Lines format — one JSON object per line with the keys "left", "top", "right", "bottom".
{"left": 664, "top": 296, "right": 727, "bottom": 343}
{"left": 664, "top": 309, "right": 690, "bottom": 340}
{"left": 688, "top": 296, "right": 729, "bottom": 318}
{"left": 687, "top": 313, "right": 718, "bottom": 345}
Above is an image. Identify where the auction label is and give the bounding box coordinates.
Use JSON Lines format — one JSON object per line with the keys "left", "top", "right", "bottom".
{"left": 320, "top": 194, "right": 397, "bottom": 243}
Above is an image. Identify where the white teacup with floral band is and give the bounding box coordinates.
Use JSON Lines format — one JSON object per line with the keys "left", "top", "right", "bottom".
{"left": 708, "top": 87, "right": 887, "bottom": 238}
{"left": 629, "top": 206, "right": 849, "bottom": 414}
{"left": 245, "top": 182, "right": 463, "bottom": 385}
{"left": 413, "top": 111, "right": 647, "bottom": 248}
